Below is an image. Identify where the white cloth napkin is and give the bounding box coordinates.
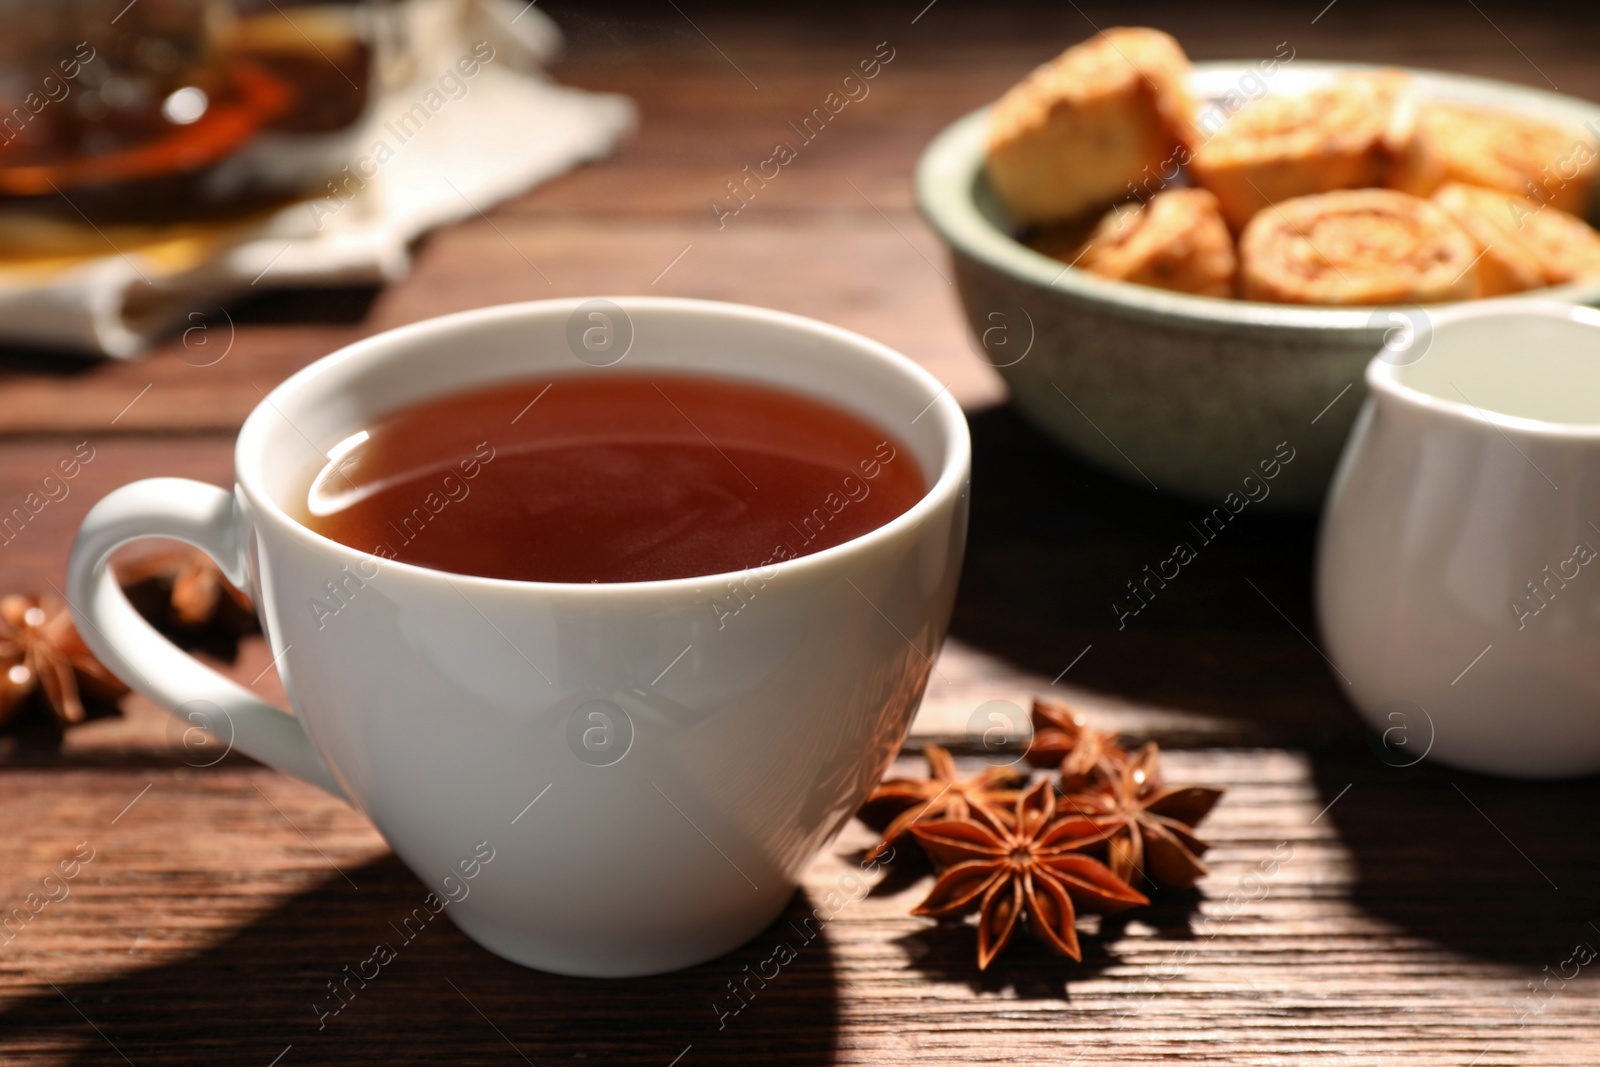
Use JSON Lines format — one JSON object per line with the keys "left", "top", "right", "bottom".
{"left": 0, "top": 1, "right": 635, "bottom": 358}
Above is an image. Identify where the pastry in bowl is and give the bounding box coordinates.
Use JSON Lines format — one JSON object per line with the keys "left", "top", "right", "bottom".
{"left": 1238, "top": 188, "right": 1479, "bottom": 304}
{"left": 1431, "top": 182, "right": 1600, "bottom": 291}
{"left": 1427, "top": 183, "right": 1544, "bottom": 295}
{"left": 920, "top": 46, "right": 1600, "bottom": 510}
{"left": 986, "top": 27, "right": 1194, "bottom": 225}
{"left": 1188, "top": 71, "right": 1416, "bottom": 230}
{"left": 982, "top": 29, "right": 1600, "bottom": 307}
{"left": 1390, "top": 103, "right": 1598, "bottom": 215}
{"left": 1069, "top": 188, "right": 1237, "bottom": 297}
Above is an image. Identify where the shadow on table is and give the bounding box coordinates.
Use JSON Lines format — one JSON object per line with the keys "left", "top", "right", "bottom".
{"left": 954, "top": 405, "right": 1600, "bottom": 967}
{"left": 3, "top": 854, "right": 841, "bottom": 1066}
{"left": 889, "top": 887, "right": 1204, "bottom": 1001}
{"left": 223, "top": 284, "right": 381, "bottom": 326}
{"left": 0, "top": 285, "right": 379, "bottom": 371}
{"left": 949, "top": 403, "right": 1358, "bottom": 746}
{"left": 1308, "top": 743, "right": 1600, "bottom": 967}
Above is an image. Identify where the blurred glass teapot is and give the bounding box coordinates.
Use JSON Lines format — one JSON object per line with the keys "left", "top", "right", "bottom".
{"left": 0, "top": 0, "right": 387, "bottom": 222}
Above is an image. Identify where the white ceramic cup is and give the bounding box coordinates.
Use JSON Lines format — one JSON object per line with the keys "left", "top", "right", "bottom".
{"left": 1317, "top": 301, "right": 1600, "bottom": 778}
{"left": 66, "top": 297, "right": 970, "bottom": 976}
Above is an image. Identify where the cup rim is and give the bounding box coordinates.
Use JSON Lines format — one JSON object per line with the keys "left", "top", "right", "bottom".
{"left": 1364, "top": 300, "right": 1600, "bottom": 438}
{"left": 236, "top": 296, "right": 971, "bottom": 595}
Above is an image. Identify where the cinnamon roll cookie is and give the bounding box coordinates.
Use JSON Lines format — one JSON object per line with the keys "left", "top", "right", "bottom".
{"left": 1390, "top": 104, "right": 1598, "bottom": 216}
{"left": 986, "top": 27, "right": 1195, "bottom": 225}
{"left": 1189, "top": 71, "right": 1416, "bottom": 230}
{"left": 1431, "top": 182, "right": 1600, "bottom": 291}
{"left": 1067, "top": 188, "right": 1237, "bottom": 297}
{"left": 1239, "top": 189, "right": 1479, "bottom": 304}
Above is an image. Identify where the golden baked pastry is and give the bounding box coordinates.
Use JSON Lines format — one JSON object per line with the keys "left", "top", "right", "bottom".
{"left": 1069, "top": 188, "right": 1237, "bottom": 297}
{"left": 1426, "top": 183, "right": 1544, "bottom": 295}
{"left": 1431, "top": 182, "right": 1600, "bottom": 290}
{"left": 1188, "top": 71, "right": 1416, "bottom": 230}
{"left": 1238, "top": 189, "right": 1479, "bottom": 304}
{"left": 986, "top": 27, "right": 1194, "bottom": 225}
{"left": 1389, "top": 104, "right": 1598, "bottom": 216}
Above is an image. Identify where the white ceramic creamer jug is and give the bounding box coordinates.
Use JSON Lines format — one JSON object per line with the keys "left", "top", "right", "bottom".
{"left": 1318, "top": 301, "right": 1600, "bottom": 777}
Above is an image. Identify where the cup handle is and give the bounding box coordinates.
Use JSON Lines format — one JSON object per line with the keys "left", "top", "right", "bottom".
{"left": 67, "top": 478, "right": 344, "bottom": 797}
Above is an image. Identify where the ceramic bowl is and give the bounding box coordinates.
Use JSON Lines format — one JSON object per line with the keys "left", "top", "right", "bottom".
{"left": 917, "top": 60, "right": 1600, "bottom": 510}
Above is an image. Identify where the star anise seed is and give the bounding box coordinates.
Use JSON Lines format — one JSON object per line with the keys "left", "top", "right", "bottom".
{"left": 1025, "top": 697, "right": 1130, "bottom": 791}
{"left": 1061, "top": 742, "right": 1224, "bottom": 891}
{"left": 863, "top": 743, "right": 1024, "bottom": 863}
{"left": 117, "top": 548, "right": 256, "bottom": 631}
{"left": 0, "top": 595, "right": 128, "bottom": 726}
{"left": 910, "top": 778, "right": 1147, "bottom": 968}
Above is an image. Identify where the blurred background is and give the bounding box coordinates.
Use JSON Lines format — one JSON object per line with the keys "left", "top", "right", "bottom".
{"left": 0, "top": 0, "right": 1596, "bottom": 747}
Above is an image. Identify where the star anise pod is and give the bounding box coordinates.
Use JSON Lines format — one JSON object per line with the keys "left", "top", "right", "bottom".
{"left": 117, "top": 548, "right": 257, "bottom": 632}
{"left": 0, "top": 595, "right": 128, "bottom": 726}
{"left": 909, "top": 778, "right": 1147, "bottom": 968}
{"left": 1061, "top": 742, "right": 1223, "bottom": 892}
{"left": 862, "top": 743, "right": 1025, "bottom": 863}
{"left": 1025, "top": 697, "right": 1130, "bottom": 790}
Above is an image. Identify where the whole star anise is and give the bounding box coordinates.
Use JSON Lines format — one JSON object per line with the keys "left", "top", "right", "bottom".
{"left": 1025, "top": 697, "right": 1129, "bottom": 790}
{"left": 0, "top": 595, "right": 128, "bottom": 726}
{"left": 909, "top": 778, "right": 1147, "bottom": 968}
{"left": 117, "top": 548, "right": 257, "bottom": 632}
{"left": 1061, "top": 742, "right": 1223, "bottom": 891}
{"left": 863, "top": 743, "right": 1024, "bottom": 863}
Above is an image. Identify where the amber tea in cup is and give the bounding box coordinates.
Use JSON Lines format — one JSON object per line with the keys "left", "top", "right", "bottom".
{"left": 298, "top": 372, "right": 926, "bottom": 584}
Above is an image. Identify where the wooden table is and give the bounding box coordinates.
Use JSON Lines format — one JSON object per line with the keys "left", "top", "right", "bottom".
{"left": 4, "top": 3, "right": 1599, "bottom": 1063}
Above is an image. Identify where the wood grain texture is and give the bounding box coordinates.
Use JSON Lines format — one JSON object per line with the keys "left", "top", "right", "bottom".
{"left": 5, "top": 750, "right": 1599, "bottom": 1065}
{"left": 2, "top": 1, "right": 1599, "bottom": 1062}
